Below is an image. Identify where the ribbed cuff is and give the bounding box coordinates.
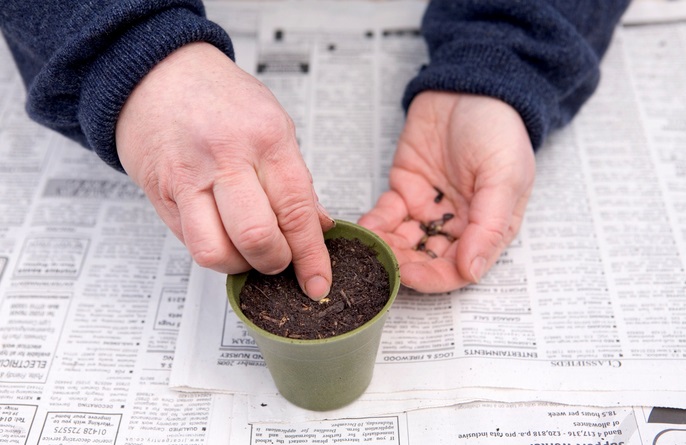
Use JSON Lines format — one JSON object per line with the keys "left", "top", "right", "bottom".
{"left": 402, "top": 42, "right": 560, "bottom": 150}
{"left": 79, "top": 7, "right": 234, "bottom": 172}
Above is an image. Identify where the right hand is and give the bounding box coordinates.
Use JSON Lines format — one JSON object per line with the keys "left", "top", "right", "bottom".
{"left": 115, "top": 42, "right": 334, "bottom": 300}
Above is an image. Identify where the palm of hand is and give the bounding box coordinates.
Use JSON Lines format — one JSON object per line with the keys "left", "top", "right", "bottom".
{"left": 359, "top": 91, "right": 535, "bottom": 293}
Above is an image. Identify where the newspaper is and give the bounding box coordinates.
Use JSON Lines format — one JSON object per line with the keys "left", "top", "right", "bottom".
{"left": 173, "top": 0, "right": 686, "bottom": 440}
{"left": 0, "top": 5, "right": 262, "bottom": 445}
{"left": 173, "top": 0, "right": 686, "bottom": 404}
{"left": 228, "top": 397, "right": 686, "bottom": 445}
{"left": 0, "top": 82, "right": 235, "bottom": 443}
{"left": 2, "top": 1, "right": 686, "bottom": 444}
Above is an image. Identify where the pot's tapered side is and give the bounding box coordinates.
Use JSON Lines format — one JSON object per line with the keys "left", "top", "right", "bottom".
{"left": 227, "top": 220, "right": 400, "bottom": 411}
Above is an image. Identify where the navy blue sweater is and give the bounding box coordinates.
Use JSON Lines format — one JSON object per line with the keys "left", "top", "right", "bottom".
{"left": 0, "top": 1, "right": 629, "bottom": 171}
{"left": 1, "top": 0, "right": 234, "bottom": 171}
{"left": 406, "top": 0, "right": 630, "bottom": 148}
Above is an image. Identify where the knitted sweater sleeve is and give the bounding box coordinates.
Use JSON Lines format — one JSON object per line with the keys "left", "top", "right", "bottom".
{"left": 403, "top": 0, "right": 631, "bottom": 149}
{"left": 0, "top": 0, "right": 234, "bottom": 171}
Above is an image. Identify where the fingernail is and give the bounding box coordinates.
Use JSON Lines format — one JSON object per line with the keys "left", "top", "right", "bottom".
{"left": 316, "top": 202, "right": 336, "bottom": 230}
{"left": 305, "top": 275, "right": 331, "bottom": 301}
{"left": 469, "top": 256, "right": 487, "bottom": 283}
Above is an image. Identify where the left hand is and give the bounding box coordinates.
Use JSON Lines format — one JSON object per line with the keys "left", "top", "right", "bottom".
{"left": 359, "top": 91, "right": 536, "bottom": 293}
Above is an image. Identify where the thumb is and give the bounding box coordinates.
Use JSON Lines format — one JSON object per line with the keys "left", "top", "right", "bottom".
{"left": 456, "top": 186, "right": 526, "bottom": 283}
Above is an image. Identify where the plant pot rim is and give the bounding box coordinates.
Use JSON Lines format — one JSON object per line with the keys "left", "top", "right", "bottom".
{"left": 227, "top": 219, "right": 400, "bottom": 345}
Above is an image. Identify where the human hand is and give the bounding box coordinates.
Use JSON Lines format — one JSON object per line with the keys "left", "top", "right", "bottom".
{"left": 359, "top": 91, "right": 535, "bottom": 293}
{"left": 115, "top": 42, "right": 334, "bottom": 300}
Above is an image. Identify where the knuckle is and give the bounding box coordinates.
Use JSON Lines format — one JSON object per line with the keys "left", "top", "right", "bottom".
{"left": 294, "top": 244, "right": 327, "bottom": 271}
{"left": 188, "top": 239, "right": 251, "bottom": 274}
{"left": 234, "top": 223, "right": 283, "bottom": 257}
{"left": 142, "top": 157, "right": 201, "bottom": 200}
{"left": 259, "top": 104, "right": 293, "bottom": 129}
{"left": 250, "top": 107, "right": 295, "bottom": 148}
{"left": 139, "top": 163, "right": 157, "bottom": 188}
{"left": 141, "top": 167, "right": 180, "bottom": 215}
{"left": 140, "top": 167, "right": 163, "bottom": 199}
{"left": 276, "top": 201, "right": 326, "bottom": 266}
{"left": 276, "top": 199, "right": 315, "bottom": 234}
{"left": 476, "top": 221, "right": 508, "bottom": 253}
{"left": 192, "top": 251, "right": 222, "bottom": 269}
{"left": 189, "top": 243, "right": 225, "bottom": 269}
{"left": 489, "top": 227, "right": 507, "bottom": 248}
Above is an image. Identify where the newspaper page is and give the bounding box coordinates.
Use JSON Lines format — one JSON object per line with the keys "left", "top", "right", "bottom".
{"left": 171, "top": 0, "right": 686, "bottom": 417}
{"left": 0, "top": 74, "right": 233, "bottom": 444}
{"left": 229, "top": 395, "right": 686, "bottom": 445}
{"left": 2, "top": 1, "right": 683, "bottom": 444}
{"left": 0, "top": 4, "right": 272, "bottom": 443}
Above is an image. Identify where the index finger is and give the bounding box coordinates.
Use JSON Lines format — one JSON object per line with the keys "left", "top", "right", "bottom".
{"left": 260, "top": 152, "right": 332, "bottom": 301}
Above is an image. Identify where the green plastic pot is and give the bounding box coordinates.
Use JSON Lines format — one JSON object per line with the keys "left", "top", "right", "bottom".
{"left": 227, "top": 219, "right": 400, "bottom": 411}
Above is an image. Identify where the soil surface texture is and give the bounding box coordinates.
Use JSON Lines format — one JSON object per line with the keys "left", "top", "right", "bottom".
{"left": 239, "top": 237, "right": 390, "bottom": 340}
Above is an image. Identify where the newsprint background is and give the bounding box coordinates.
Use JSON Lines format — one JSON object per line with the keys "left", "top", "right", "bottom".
{"left": 1, "top": 1, "right": 686, "bottom": 444}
